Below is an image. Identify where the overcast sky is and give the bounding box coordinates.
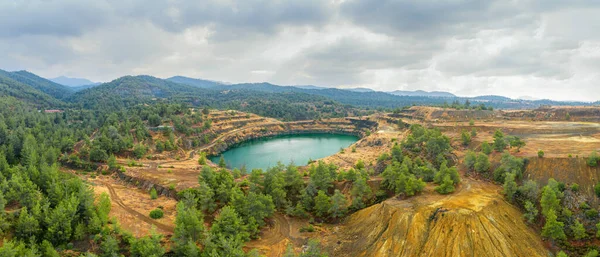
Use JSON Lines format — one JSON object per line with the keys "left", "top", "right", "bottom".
{"left": 1, "top": 0, "right": 599, "bottom": 101}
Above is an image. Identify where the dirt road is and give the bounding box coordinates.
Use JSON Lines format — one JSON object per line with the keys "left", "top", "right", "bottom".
{"left": 101, "top": 182, "right": 175, "bottom": 234}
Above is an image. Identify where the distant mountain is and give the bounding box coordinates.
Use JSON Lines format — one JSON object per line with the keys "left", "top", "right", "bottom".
{"left": 50, "top": 76, "right": 100, "bottom": 87}
{"left": 388, "top": 90, "right": 456, "bottom": 98}
{"left": 166, "top": 76, "right": 223, "bottom": 89}
{"left": 344, "top": 87, "right": 375, "bottom": 93}
{"left": 0, "top": 70, "right": 73, "bottom": 99}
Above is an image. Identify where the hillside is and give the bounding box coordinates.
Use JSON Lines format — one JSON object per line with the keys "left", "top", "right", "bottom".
{"left": 0, "top": 72, "right": 65, "bottom": 107}
{"left": 70, "top": 75, "right": 202, "bottom": 110}
{"left": 0, "top": 69, "right": 72, "bottom": 99}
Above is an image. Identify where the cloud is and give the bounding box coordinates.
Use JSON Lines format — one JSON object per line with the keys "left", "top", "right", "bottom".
{"left": 0, "top": 0, "right": 599, "bottom": 101}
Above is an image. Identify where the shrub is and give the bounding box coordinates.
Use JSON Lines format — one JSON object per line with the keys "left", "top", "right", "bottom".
{"left": 299, "top": 225, "right": 315, "bottom": 233}
{"left": 150, "top": 188, "right": 158, "bottom": 200}
{"left": 588, "top": 151, "right": 600, "bottom": 167}
{"left": 538, "top": 150, "right": 544, "bottom": 158}
{"left": 585, "top": 209, "right": 599, "bottom": 219}
{"left": 149, "top": 209, "right": 164, "bottom": 219}
{"left": 571, "top": 183, "right": 580, "bottom": 192}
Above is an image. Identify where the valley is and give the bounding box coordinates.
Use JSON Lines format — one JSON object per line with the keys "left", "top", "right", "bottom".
{"left": 0, "top": 69, "right": 599, "bottom": 257}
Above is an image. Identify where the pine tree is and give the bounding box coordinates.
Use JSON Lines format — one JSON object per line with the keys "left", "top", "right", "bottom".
{"left": 314, "top": 190, "right": 331, "bottom": 218}
{"left": 351, "top": 176, "right": 372, "bottom": 210}
{"left": 493, "top": 130, "right": 507, "bottom": 152}
{"left": 172, "top": 202, "right": 205, "bottom": 255}
{"left": 503, "top": 172, "right": 518, "bottom": 201}
{"left": 571, "top": 219, "right": 587, "bottom": 240}
{"left": 130, "top": 229, "right": 165, "bottom": 257}
{"left": 474, "top": 153, "right": 490, "bottom": 173}
{"left": 541, "top": 210, "right": 566, "bottom": 241}
{"left": 329, "top": 190, "right": 348, "bottom": 219}
{"left": 523, "top": 201, "right": 538, "bottom": 224}
{"left": 464, "top": 150, "right": 476, "bottom": 171}
{"left": 481, "top": 141, "right": 492, "bottom": 155}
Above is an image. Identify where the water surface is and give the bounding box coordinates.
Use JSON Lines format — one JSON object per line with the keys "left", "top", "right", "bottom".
{"left": 209, "top": 133, "right": 358, "bottom": 170}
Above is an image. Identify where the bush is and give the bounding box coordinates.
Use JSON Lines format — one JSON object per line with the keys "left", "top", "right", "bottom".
{"left": 588, "top": 151, "right": 600, "bottom": 167}
{"left": 538, "top": 150, "right": 544, "bottom": 158}
{"left": 585, "top": 209, "right": 599, "bottom": 219}
{"left": 299, "top": 225, "right": 315, "bottom": 233}
{"left": 571, "top": 183, "right": 580, "bottom": 192}
{"left": 149, "top": 209, "right": 164, "bottom": 219}
{"left": 150, "top": 188, "right": 158, "bottom": 200}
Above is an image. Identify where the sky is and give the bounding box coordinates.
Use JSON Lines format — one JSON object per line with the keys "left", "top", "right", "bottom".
{"left": 1, "top": 0, "right": 599, "bottom": 101}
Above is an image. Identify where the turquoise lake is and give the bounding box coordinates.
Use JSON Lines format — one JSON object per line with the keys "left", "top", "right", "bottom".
{"left": 209, "top": 133, "right": 358, "bottom": 171}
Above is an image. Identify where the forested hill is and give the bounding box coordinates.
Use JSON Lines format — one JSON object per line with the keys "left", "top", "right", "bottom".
{"left": 0, "top": 70, "right": 597, "bottom": 115}
{"left": 69, "top": 75, "right": 202, "bottom": 110}
{"left": 0, "top": 69, "right": 72, "bottom": 100}
{"left": 169, "top": 76, "right": 597, "bottom": 109}
{"left": 0, "top": 71, "right": 65, "bottom": 107}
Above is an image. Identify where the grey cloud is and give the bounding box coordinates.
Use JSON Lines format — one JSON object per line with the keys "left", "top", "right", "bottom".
{"left": 0, "top": 1, "right": 111, "bottom": 37}
{"left": 1, "top": 0, "right": 600, "bottom": 101}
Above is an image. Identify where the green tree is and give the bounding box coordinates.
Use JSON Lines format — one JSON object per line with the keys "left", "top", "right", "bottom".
{"left": 130, "top": 230, "right": 165, "bottom": 257}
{"left": 97, "top": 192, "right": 112, "bottom": 225}
{"left": 15, "top": 207, "right": 40, "bottom": 240}
{"left": 435, "top": 174, "right": 455, "bottom": 194}
{"left": 132, "top": 144, "right": 147, "bottom": 159}
{"left": 329, "top": 190, "right": 348, "bottom": 219}
{"left": 198, "top": 152, "right": 207, "bottom": 165}
{"left": 503, "top": 172, "right": 518, "bottom": 201}
{"left": 172, "top": 202, "right": 205, "bottom": 255}
{"left": 107, "top": 154, "right": 118, "bottom": 170}
{"left": 100, "top": 235, "right": 120, "bottom": 257}
{"left": 314, "top": 190, "right": 331, "bottom": 218}
{"left": 471, "top": 128, "right": 477, "bottom": 137}
{"left": 90, "top": 147, "right": 109, "bottom": 162}
{"left": 351, "top": 176, "right": 372, "bottom": 210}
{"left": 309, "top": 161, "right": 334, "bottom": 191}
{"left": 523, "top": 201, "right": 538, "bottom": 224}
{"left": 148, "top": 114, "right": 161, "bottom": 127}
{"left": 538, "top": 150, "right": 544, "bottom": 158}
{"left": 464, "top": 150, "right": 476, "bottom": 171}
{"left": 541, "top": 209, "right": 566, "bottom": 241}
{"left": 209, "top": 206, "right": 249, "bottom": 245}
{"left": 474, "top": 153, "right": 490, "bottom": 173}
{"left": 571, "top": 219, "right": 587, "bottom": 240}
{"left": 481, "top": 141, "right": 492, "bottom": 155}
{"left": 461, "top": 130, "right": 471, "bottom": 146}
{"left": 541, "top": 179, "right": 562, "bottom": 217}
{"left": 493, "top": 130, "right": 507, "bottom": 152}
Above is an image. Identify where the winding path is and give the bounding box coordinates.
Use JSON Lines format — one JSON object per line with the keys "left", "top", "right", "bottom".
{"left": 101, "top": 182, "right": 175, "bottom": 234}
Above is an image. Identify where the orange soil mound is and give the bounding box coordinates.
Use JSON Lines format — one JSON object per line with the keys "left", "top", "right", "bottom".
{"left": 323, "top": 179, "right": 548, "bottom": 257}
